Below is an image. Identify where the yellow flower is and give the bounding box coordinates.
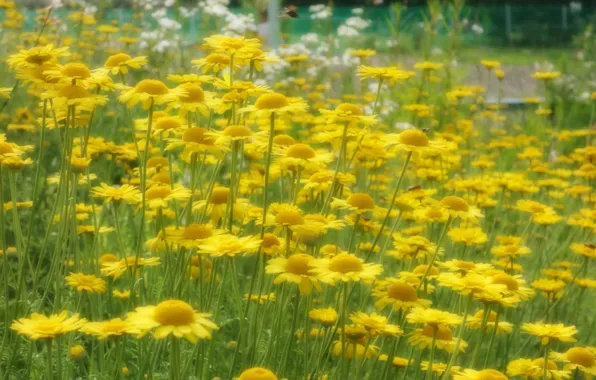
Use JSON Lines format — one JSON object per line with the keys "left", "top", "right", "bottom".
{"left": 237, "top": 367, "right": 278, "bottom": 380}
{"left": 92, "top": 183, "right": 141, "bottom": 204}
{"left": 119, "top": 79, "right": 186, "bottom": 109}
{"left": 81, "top": 318, "right": 132, "bottom": 339}
{"left": 357, "top": 65, "right": 415, "bottom": 82}
{"left": 318, "top": 103, "right": 377, "bottom": 125}
{"left": 192, "top": 53, "right": 233, "bottom": 73}
{"left": 409, "top": 324, "right": 467, "bottom": 353}
{"left": 480, "top": 60, "right": 501, "bottom": 70}
{"left": 383, "top": 129, "right": 444, "bottom": 156}
{"left": 522, "top": 322, "right": 578, "bottom": 345}
{"left": 373, "top": 279, "right": 432, "bottom": 311}
{"left": 570, "top": 242, "right": 595, "bottom": 259}
{"left": 145, "top": 185, "right": 191, "bottom": 209}
{"left": 100, "top": 256, "right": 161, "bottom": 280}
{"left": 202, "top": 35, "right": 261, "bottom": 56}
{"left": 310, "top": 253, "right": 383, "bottom": 285}
{"left": 453, "top": 369, "right": 508, "bottom": 380}
{"left": 266, "top": 253, "right": 322, "bottom": 295}
{"left": 198, "top": 234, "right": 261, "bottom": 257}
{"left": 104, "top": 53, "right": 147, "bottom": 75}
{"left": 467, "top": 310, "right": 513, "bottom": 334}
{"left": 69, "top": 344, "right": 86, "bottom": 360}
{"left": 239, "top": 92, "right": 308, "bottom": 117}
{"left": 406, "top": 307, "right": 462, "bottom": 327}
{"left": 507, "top": 358, "right": 570, "bottom": 380}
{"left": 126, "top": 299, "right": 218, "bottom": 343}
{"left": 532, "top": 71, "right": 561, "bottom": 81}
{"left": 415, "top": 61, "right": 444, "bottom": 71}
{"left": 11, "top": 311, "right": 86, "bottom": 340}
{"left": 447, "top": 227, "right": 488, "bottom": 246}
{"left": 440, "top": 195, "right": 483, "bottom": 220}
{"left": 7, "top": 44, "right": 69, "bottom": 71}
{"left": 309, "top": 307, "right": 338, "bottom": 326}
{"left": 65, "top": 272, "right": 106, "bottom": 293}
{"left": 349, "top": 312, "right": 403, "bottom": 337}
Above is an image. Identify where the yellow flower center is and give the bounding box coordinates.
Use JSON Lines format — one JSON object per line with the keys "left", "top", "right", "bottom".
{"left": 530, "top": 204, "right": 546, "bottom": 213}
{"left": 205, "top": 53, "right": 230, "bottom": 65}
{"left": 286, "top": 144, "right": 315, "bottom": 159}
{"left": 422, "top": 324, "right": 453, "bottom": 340}
{"left": 387, "top": 282, "right": 418, "bottom": 302}
{"left": 441, "top": 196, "right": 469, "bottom": 212}
{"left": 476, "top": 369, "right": 508, "bottom": 380}
{"left": 261, "top": 233, "right": 280, "bottom": 248}
{"left": 347, "top": 193, "right": 375, "bottom": 210}
{"left": 398, "top": 130, "right": 429, "bottom": 147}
{"left": 146, "top": 186, "right": 171, "bottom": 200}
{"left": 335, "top": 103, "right": 362, "bottom": 116}
{"left": 183, "top": 127, "right": 212, "bottom": 144}
{"left": 273, "top": 134, "right": 296, "bottom": 146}
{"left": 105, "top": 53, "right": 132, "bottom": 68}
{"left": 62, "top": 63, "right": 91, "bottom": 79}
{"left": 238, "top": 367, "right": 278, "bottom": 380}
{"left": 153, "top": 300, "right": 195, "bottom": 326}
{"left": 492, "top": 273, "right": 519, "bottom": 291}
{"left": 147, "top": 156, "right": 169, "bottom": 168}
{"left": 209, "top": 187, "right": 229, "bottom": 204}
{"left": 59, "top": 85, "right": 90, "bottom": 99}
{"left": 413, "top": 264, "right": 439, "bottom": 276}
{"left": 566, "top": 347, "right": 596, "bottom": 367}
{"left": 99, "top": 253, "right": 118, "bottom": 264}
{"left": 135, "top": 79, "right": 169, "bottom": 96}
{"left": 179, "top": 83, "right": 205, "bottom": 103}
{"left": 155, "top": 117, "right": 182, "bottom": 131}
{"left": 151, "top": 172, "right": 171, "bottom": 185}
{"left": 255, "top": 93, "right": 289, "bottom": 110}
{"left": 0, "top": 143, "right": 14, "bottom": 154}
{"left": 224, "top": 125, "right": 252, "bottom": 138}
{"left": 285, "top": 254, "right": 311, "bottom": 275}
{"left": 275, "top": 211, "right": 304, "bottom": 226}
{"left": 25, "top": 52, "right": 52, "bottom": 65}
{"left": 182, "top": 224, "right": 212, "bottom": 240}
{"left": 328, "top": 254, "right": 363, "bottom": 273}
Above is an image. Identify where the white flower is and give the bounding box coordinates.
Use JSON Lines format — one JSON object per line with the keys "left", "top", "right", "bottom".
{"left": 345, "top": 16, "right": 370, "bottom": 30}
{"left": 309, "top": 4, "right": 326, "bottom": 12}
{"left": 338, "top": 25, "right": 359, "bottom": 37}
{"left": 301, "top": 33, "right": 319, "bottom": 44}
{"left": 471, "top": 23, "right": 484, "bottom": 35}
{"left": 158, "top": 18, "right": 182, "bottom": 30}
{"left": 352, "top": 8, "right": 363, "bottom": 15}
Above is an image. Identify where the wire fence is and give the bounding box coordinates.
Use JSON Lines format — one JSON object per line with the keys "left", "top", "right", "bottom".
{"left": 12, "top": 4, "right": 596, "bottom": 47}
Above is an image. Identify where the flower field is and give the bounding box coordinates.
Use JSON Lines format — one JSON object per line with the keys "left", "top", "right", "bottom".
{"left": 0, "top": 1, "right": 595, "bottom": 379}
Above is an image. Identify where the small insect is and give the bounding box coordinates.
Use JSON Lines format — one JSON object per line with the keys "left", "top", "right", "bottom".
{"left": 407, "top": 184, "right": 422, "bottom": 192}
{"left": 422, "top": 128, "right": 430, "bottom": 133}
{"left": 282, "top": 5, "right": 299, "bottom": 18}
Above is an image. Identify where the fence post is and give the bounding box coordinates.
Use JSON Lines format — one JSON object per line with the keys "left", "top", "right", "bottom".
{"left": 505, "top": 3, "right": 512, "bottom": 44}
{"left": 268, "top": 0, "right": 280, "bottom": 48}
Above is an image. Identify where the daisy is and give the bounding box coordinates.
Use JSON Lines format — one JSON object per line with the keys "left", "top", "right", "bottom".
{"left": 310, "top": 253, "right": 383, "bottom": 285}
{"left": 266, "top": 253, "right": 322, "bottom": 295}
{"left": 373, "top": 278, "right": 432, "bottom": 312}
{"left": 11, "top": 311, "right": 86, "bottom": 340}
{"left": 522, "top": 322, "right": 578, "bottom": 345}
{"left": 103, "top": 53, "right": 147, "bottom": 75}
{"left": 126, "top": 299, "right": 217, "bottom": 343}
{"left": 65, "top": 273, "right": 106, "bottom": 293}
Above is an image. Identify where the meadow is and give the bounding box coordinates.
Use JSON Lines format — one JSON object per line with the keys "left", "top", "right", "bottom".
{"left": 0, "top": 0, "right": 595, "bottom": 379}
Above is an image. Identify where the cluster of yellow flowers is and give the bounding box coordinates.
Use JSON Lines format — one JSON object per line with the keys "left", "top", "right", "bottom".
{"left": 0, "top": 2, "right": 595, "bottom": 380}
